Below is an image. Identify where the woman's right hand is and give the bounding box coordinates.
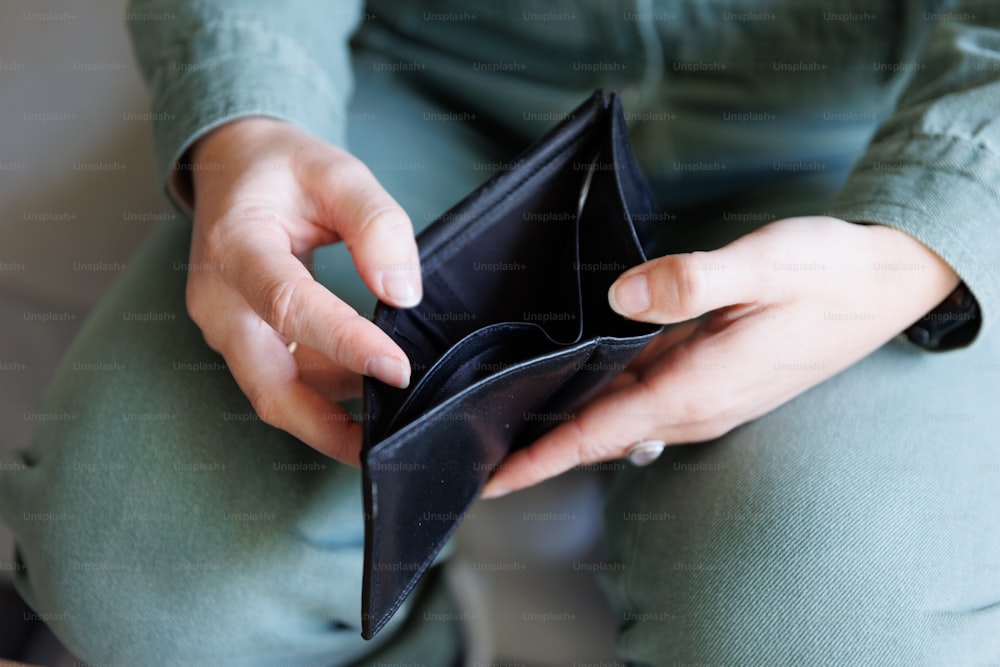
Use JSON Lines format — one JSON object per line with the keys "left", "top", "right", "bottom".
{"left": 186, "top": 117, "right": 422, "bottom": 465}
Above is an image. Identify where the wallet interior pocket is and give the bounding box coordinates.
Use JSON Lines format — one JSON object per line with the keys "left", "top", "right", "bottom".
{"left": 361, "top": 91, "right": 667, "bottom": 641}
{"left": 371, "top": 139, "right": 598, "bottom": 434}
{"left": 576, "top": 158, "right": 659, "bottom": 340}
{"left": 385, "top": 320, "right": 563, "bottom": 435}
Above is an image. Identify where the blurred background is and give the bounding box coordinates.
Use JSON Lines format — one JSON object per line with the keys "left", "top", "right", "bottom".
{"left": 0, "top": 2, "right": 621, "bottom": 664}
{"left": 0, "top": 0, "right": 162, "bottom": 661}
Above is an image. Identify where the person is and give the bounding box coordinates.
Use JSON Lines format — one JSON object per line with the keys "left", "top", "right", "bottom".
{"left": 2, "top": 0, "right": 999, "bottom": 664}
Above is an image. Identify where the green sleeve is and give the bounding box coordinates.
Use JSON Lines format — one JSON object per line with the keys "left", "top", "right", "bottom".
{"left": 125, "top": 0, "right": 363, "bottom": 209}
{"left": 825, "top": 0, "right": 1000, "bottom": 349}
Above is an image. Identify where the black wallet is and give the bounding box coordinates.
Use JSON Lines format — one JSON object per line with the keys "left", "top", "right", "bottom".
{"left": 360, "top": 91, "right": 663, "bottom": 639}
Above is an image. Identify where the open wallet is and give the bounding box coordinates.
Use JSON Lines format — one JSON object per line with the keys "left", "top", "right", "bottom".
{"left": 360, "top": 90, "right": 664, "bottom": 639}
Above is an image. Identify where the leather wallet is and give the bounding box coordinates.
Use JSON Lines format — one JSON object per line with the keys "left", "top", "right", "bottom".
{"left": 360, "top": 90, "right": 663, "bottom": 639}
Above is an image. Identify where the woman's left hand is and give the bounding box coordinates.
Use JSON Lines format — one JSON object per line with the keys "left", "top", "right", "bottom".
{"left": 482, "top": 216, "right": 960, "bottom": 497}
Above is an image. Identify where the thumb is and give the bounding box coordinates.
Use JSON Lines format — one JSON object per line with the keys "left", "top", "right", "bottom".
{"left": 608, "top": 245, "right": 764, "bottom": 324}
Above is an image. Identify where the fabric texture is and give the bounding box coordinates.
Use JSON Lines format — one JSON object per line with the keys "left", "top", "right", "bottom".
{"left": 602, "top": 327, "right": 1000, "bottom": 665}
{"left": 0, "top": 50, "right": 487, "bottom": 666}
{"left": 1, "top": 0, "right": 999, "bottom": 664}
{"left": 128, "top": 0, "right": 1000, "bottom": 347}
{"left": 126, "top": 0, "right": 362, "bottom": 210}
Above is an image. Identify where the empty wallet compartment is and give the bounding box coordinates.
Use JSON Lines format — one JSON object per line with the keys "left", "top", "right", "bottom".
{"left": 359, "top": 91, "right": 663, "bottom": 639}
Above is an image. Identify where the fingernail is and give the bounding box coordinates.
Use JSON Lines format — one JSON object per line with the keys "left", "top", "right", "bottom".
{"left": 609, "top": 273, "right": 650, "bottom": 315}
{"left": 366, "top": 356, "right": 410, "bottom": 389}
{"left": 480, "top": 482, "right": 509, "bottom": 499}
{"left": 382, "top": 269, "right": 421, "bottom": 308}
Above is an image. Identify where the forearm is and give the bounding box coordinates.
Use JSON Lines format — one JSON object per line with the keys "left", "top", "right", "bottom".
{"left": 126, "top": 0, "right": 363, "bottom": 210}
{"left": 826, "top": 0, "right": 1000, "bottom": 349}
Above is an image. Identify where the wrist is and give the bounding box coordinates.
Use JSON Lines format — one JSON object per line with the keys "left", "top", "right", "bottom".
{"left": 191, "top": 116, "right": 289, "bottom": 165}
{"left": 867, "top": 222, "right": 959, "bottom": 301}
{"left": 186, "top": 117, "right": 293, "bottom": 206}
{"left": 864, "top": 222, "right": 979, "bottom": 348}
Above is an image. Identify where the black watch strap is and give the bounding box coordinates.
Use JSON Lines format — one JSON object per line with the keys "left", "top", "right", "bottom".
{"left": 903, "top": 282, "right": 980, "bottom": 350}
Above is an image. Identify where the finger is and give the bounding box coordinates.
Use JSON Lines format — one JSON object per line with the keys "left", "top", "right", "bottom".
{"left": 626, "top": 320, "right": 703, "bottom": 371}
{"left": 481, "top": 326, "right": 701, "bottom": 495}
{"left": 482, "top": 390, "right": 659, "bottom": 498}
{"left": 224, "top": 230, "right": 411, "bottom": 388}
{"left": 481, "top": 372, "right": 686, "bottom": 497}
{"left": 608, "top": 239, "right": 774, "bottom": 324}
{"left": 305, "top": 158, "right": 422, "bottom": 308}
{"left": 223, "top": 319, "right": 364, "bottom": 464}
{"left": 482, "top": 331, "right": 734, "bottom": 497}
{"left": 592, "top": 370, "right": 639, "bottom": 399}
{"left": 587, "top": 320, "right": 703, "bottom": 402}
{"left": 292, "top": 344, "right": 364, "bottom": 401}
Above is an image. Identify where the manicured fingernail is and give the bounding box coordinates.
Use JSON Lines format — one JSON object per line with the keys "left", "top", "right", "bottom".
{"left": 610, "top": 273, "right": 650, "bottom": 315}
{"left": 382, "top": 269, "right": 421, "bottom": 308}
{"left": 366, "top": 356, "right": 410, "bottom": 389}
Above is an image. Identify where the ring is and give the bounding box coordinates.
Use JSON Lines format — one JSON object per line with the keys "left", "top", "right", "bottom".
{"left": 625, "top": 439, "right": 666, "bottom": 466}
{"left": 286, "top": 341, "right": 299, "bottom": 355}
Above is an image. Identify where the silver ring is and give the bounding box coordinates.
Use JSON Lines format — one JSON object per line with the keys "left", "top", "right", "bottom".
{"left": 625, "top": 439, "right": 666, "bottom": 467}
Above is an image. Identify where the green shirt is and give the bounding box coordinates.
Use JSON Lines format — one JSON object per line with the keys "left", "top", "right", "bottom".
{"left": 126, "top": 0, "right": 1000, "bottom": 348}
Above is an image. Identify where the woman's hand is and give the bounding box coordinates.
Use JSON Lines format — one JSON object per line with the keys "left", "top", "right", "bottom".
{"left": 186, "top": 117, "right": 422, "bottom": 465}
{"left": 483, "top": 216, "right": 960, "bottom": 496}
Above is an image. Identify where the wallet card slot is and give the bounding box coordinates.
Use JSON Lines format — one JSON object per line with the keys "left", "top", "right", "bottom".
{"left": 392, "top": 275, "right": 474, "bottom": 376}
{"left": 385, "top": 154, "right": 591, "bottom": 396}
{"left": 385, "top": 322, "right": 560, "bottom": 436}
